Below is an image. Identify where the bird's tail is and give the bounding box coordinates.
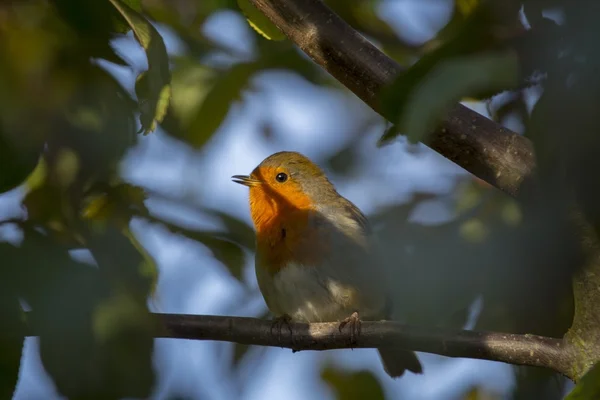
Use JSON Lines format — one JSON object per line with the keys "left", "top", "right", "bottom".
{"left": 377, "top": 348, "right": 423, "bottom": 378}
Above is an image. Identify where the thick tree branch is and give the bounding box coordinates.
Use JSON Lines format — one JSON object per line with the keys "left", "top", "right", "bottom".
{"left": 248, "top": 0, "right": 536, "bottom": 197}
{"left": 153, "top": 313, "right": 576, "bottom": 378}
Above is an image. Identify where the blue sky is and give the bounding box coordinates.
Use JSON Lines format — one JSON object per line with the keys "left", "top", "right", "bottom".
{"left": 6, "top": 1, "right": 524, "bottom": 399}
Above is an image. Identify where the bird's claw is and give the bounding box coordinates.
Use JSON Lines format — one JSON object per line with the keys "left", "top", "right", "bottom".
{"left": 339, "top": 311, "right": 361, "bottom": 347}
{"left": 271, "top": 314, "right": 293, "bottom": 346}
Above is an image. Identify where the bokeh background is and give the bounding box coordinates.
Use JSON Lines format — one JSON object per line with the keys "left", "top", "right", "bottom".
{"left": 1, "top": 0, "right": 597, "bottom": 399}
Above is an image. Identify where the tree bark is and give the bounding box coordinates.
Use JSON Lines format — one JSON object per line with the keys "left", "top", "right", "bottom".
{"left": 248, "top": 0, "right": 536, "bottom": 197}
{"left": 150, "top": 313, "right": 576, "bottom": 379}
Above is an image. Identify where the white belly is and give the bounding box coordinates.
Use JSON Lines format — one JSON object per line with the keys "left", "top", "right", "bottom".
{"left": 256, "top": 262, "right": 380, "bottom": 323}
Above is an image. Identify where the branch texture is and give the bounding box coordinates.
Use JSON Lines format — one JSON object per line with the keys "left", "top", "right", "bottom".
{"left": 248, "top": 0, "right": 536, "bottom": 197}
{"left": 155, "top": 313, "right": 576, "bottom": 378}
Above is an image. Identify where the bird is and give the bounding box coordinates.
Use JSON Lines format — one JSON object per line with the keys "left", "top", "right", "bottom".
{"left": 232, "top": 151, "right": 422, "bottom": 378}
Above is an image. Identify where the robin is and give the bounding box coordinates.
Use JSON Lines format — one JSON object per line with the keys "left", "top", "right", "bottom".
{"left": 232, "top": 151, "right": 422, "bottom": 378}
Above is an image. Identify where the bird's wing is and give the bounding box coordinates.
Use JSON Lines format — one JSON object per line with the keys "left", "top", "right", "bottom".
{"left": 311, "top": 199, "right": 388, "bottom": 319}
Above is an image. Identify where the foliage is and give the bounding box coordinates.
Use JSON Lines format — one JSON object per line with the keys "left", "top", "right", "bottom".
{"left": 0, "top": 0, "right": 600, "bottom": 399}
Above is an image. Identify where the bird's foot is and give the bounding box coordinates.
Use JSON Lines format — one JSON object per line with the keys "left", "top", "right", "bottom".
{"left": 339, "top": 311, "right": 362, "bottom": 347}
{"left": 270, "top": 314, "right": 293, "bottom": 346}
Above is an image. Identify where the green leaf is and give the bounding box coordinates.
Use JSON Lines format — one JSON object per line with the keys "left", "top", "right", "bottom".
{"left": 566, "top": 363, "right": 600, "bottom": 399}
{"left": 86, "top": 223, "right": 158, "bottom": 300}
{"left": 237, "top": 0, "right": 286, "bottom": 41}
{"left": 0, "top": 246, "right": 25, "bottom": 400}
{"left": 321, "top": 366, "right": 384, "bottom": 400}
{"left": 111, "top": 0, "right": 143, "bottom": 34}
{"left": 386, "top": 51, "right": 519, "bottom": 144}
{"left": 0, "top": 297, "right": 24, "bottom": 400}
{"left": 13, "top": 227, "right": 156, "bottom": 399}
{"left": 109, "top": 0, "right": 171, "bottom": 134}
{"left": 186, "top": 63, "right": 258, "bottom": 148}
{"left": 145, "top": 215, "right": 247, "bottom": 280}
{"left": 92, "top": 291, "right": 155, "bottom": 398}
{"left": 0, "top": 130, "right": 42, "bottom": 194}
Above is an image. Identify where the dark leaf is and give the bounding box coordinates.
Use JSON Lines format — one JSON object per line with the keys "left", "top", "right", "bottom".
{"left": 85, "top": 224, "right": 158, "bottom": 299}
{"left": 321, "top": 366, "right": 384, "bottom": 400}
{"left": 384, "top": 51, "right": 519, "bottom": 144}
{"left": 14, "top": 227, "right": 155, "bottom": 399}
{"left": 0, "top": 130, "right": 42, "bottom": 194}
{"left": 110, "top": 0, "right": 171, "bottom": 134}
{"left": 145, "top": 215, "right": 247, "bottom": 280}
{"left": 0, "top": 246, "right": 25, "bottom": 400}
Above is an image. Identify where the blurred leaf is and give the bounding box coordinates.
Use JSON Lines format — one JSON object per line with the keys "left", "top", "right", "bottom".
{"left": 145, "top": 215, "right": 247, "bottom": 280}
{"left": 186, "top": 62, "right": 258, "bottom": 148}
{"left": 86, "top": 223, "right": 158, "bottom": 299}
{"left": 325, "top": 0, "right": 419, "bottom": 65}
{"left": 386, "top": 51, "right": 519, "bottom": 144}
{"left": 23, "top": 184, "right": 83, "bottom": 247}
{"left": 566, "top": 363, "right": 600, "bottom": 399}
{"left": 210, "top": 210, "right": 256, "bottom": 250}
{"left": 169, "top": 60, "right": 215, "bottom": 129}
{"left": 511, "top": 367, "right": 566, "bottom": 400}
{"left": 380, "top": 1, "right": 521, "bottom": 131}
{"left": 233, "top": 343, "right": 251, "bottom": 365}
{"left": 237, "top": 0, "right": 286, "bottom": 41}
{"left": 0, "top": 297, "right": 23, "bottom": 400}
{"left": 82, "top": 183, "right": 149, "bottom": 227}
{"left": 232, "top": 309, "right": 270, "bottom": 366}
{"left": 92, "top": 291, "right": 155, "bottom": 398}
{"left": 45, "top": 67, "right": 137, "bottom": 187}
{"left": 456, "top": 0, "right": 480, "bottom": 17}
{"left": 110, "top": 0, "right": 171, "bottom": 133}
{"left": 0, "top": 248, "right": 25, "bottom": 400}
{"left": 0, "top": 132, "right": 42, "bottom": 194}
{"left": 136, "top": 71, "right": 172, "bottom": 134}
{"left": 462, "top": 386, "right": 501, "bottom": 400}
{"left": 12, "top": 227, "right": 156, "bottom": 399}
{"left": 321, "top": 366, "right": 384, "bottom": 400}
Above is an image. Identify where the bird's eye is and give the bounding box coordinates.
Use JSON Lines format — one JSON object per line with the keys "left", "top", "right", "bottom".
{"left": 275, "top": 172, "right": 288, "bottom": 183}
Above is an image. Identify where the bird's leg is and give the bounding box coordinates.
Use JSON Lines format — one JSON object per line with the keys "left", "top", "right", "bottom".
{"left": 339, "top": 311, "right": 362, "bottom": 347}
{"left": 270, "top": 314, "right": 293, "bottom": 346}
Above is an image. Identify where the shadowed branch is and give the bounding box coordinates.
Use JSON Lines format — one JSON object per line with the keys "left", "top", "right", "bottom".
{"left": 102, "top": 313, "right": 579, "bottom": 379}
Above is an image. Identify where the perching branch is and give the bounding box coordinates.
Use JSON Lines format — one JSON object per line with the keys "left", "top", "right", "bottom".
{"left": 152, "top": 313, "right": 577, "bottom": 379}
{"left": 248, "top": 0, "right": 536, "bottom": 197}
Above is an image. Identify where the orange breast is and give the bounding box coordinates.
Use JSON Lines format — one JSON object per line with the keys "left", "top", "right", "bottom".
{"left": 250, "top": 186, "right": 326, "bottom": 275}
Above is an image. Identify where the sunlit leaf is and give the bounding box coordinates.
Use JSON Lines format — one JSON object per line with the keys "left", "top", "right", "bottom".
{"left": 565, "top": 363, "right": 600, "bottom": 399}
{"left": 111, "top": 0, "right": 143, "bottom": 33}
{"left": 456, "top": 0, "right": 480, "bottom": 18}
{"left": 237, "top": 0, "right": 286, "bottom": 41}
{"left": 109, "top": 0, "right": 171, "bottom": 134}
{"left": 321, "top": 366, "right": 384, "bottom": 400}
{"left": 82, "top": 183, "right": 149, "bottom": 227}
{"left": 462, "top": 386, "right": 501, "bottom": 400}
{"left": 169, "top": 61, "right": 215, "bottom": 129}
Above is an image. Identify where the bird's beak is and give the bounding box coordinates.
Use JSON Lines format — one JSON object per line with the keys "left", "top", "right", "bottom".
{"left": 231, "top": 175, "right": 261, "bottom": 187}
